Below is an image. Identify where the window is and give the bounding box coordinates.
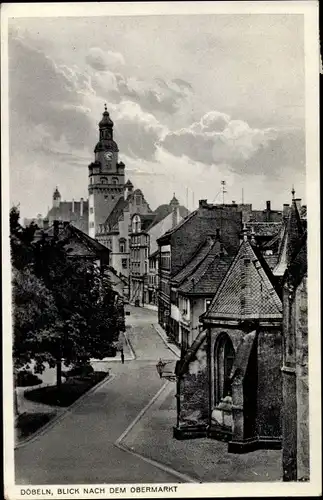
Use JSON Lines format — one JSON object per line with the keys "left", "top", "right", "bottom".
{"left": 145, "top": 248, "right": 148, "bottom": 259}
{"left": 100, "top": 177, "right": 108, "bottom": 184}
{"left": 135, "top": 194, "right": 141, "bottom": 205}
{"left": 205, "top": 299, "right": 212, "bottom": 312}
{"left": 89, "top": 222, "right": 95, "bottom": 228}
{"left": 122, "top": 259, "right": 128, "bottom": 269}
{"left": 119, "top": 238, "right": 126, "bottom": 253}
{"left": 112, "top": 177, "right": 118, "bottom": 185}
{"left": 161, "top": 252, "right": 170, "bottom": 270}
{"left": 90, "top": 207, "right": 94, "bottom": 214}
{"left": 215, "top": 334, "right": 235, "bottom": 404}
{"left": 132, "top": 215, "right": 141, "bottom": 233}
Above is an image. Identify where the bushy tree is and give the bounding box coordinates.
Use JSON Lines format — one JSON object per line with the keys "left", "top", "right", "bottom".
{"left": 11, "top": 208, "right": 123, "bottom": 391}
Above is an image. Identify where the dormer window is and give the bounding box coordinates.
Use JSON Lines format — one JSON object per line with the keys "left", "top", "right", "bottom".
{"left": 112, "top": 177, "right": 118, "bottom": 185}
{"left": 132, "top": 214, "right": 141, "bottom": 233}
{"left": 100, "top": 177, "right": 108, "bottom": 184}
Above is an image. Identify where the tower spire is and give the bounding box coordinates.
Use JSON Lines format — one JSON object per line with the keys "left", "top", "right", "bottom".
{"left": 291, "top": 185, "right": 295, "bottom": 200}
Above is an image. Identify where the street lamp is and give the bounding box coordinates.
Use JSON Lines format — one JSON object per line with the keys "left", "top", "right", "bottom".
{"left": 156, "top": 359, "right": 166, "bottom": 378}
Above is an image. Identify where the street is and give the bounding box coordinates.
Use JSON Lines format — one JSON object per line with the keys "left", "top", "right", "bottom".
{"left": 15, "top": 307, "right": 180, "bottom": 484}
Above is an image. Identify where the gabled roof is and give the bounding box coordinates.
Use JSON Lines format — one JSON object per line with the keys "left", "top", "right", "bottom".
{"left": 33, "top": 222, "right": 110, "bottom": 258}
{"left": 178, "top": 252, "right": 232, "bottom": 295}
{"left": 203, "top": 240, "right": 282, "bottom": 322}
{"left": 171, "top": 236, "right": 216, "bottom": 287}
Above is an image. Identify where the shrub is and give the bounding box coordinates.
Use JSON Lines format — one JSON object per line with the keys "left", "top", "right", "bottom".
{"left": 17, "top": 412, "right": 57, "bottom": 440}
{"left": 16, "top": 370, "right": 42, "bottom": 387}
{"left": 67, "top": 363, "right": 94, "bottom": 377}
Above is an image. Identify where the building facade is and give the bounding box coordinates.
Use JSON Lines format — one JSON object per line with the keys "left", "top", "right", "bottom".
{"left": 96, "top": 187, "right": 152, "bottom": 279}
{"left": 129, "top": 197, "right": 189, "bottom": 305}
{"left": 157, "top": 200, "right": 242, "bottom": 344}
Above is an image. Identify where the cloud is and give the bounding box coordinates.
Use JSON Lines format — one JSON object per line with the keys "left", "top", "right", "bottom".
{"left": 114, "top": 75, "right": 193, "bottom": 115}
{"left": 112, "top": 101, "right": 166, "bottom": 161}
{"left": 86, "top": 47, "right": 125, "bottom": 71}
{"left": 160, "top": 111, "right": 305, "bottom": 176}
{"left": 9, "top": 36, "right": 95, "bottom": 154}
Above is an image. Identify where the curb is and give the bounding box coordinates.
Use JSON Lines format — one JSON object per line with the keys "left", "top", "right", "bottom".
{"left": 91, "top": 330, "right": 136, "bottom": 363}
{"left": 152, "top": 324, "right": 180, "bottom": 359}
{"left": 15, "top": 374, "right": 116, "bottom": 450}
{"left": 124, "top": 330, "right": 136, "bottom": 360}
{"left": 114, "top": 382, "right": 197, "bottom": 484}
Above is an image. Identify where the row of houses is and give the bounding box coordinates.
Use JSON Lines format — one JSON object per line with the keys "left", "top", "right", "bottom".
{"left": 156, "top": 194, "right": 308, "bottom": 482}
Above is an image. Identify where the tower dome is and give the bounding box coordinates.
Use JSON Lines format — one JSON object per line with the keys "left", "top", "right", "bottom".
{"left": 99, "top": 104, "right": 114, "bottom": 129}
{"left": 169, "top": 193, "right": 179, "bottom": 208}
{"left": 95, "top": 104, "right": 119, "bottom": 153}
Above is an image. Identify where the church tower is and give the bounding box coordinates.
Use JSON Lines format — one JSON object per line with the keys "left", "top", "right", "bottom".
{"left": 88, "top": 105, "right": 125, "bottom": 238}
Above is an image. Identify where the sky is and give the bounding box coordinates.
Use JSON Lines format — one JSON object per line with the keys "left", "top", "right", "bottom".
{"left": 8, "top": 13, "right": 306, "bottom": 218}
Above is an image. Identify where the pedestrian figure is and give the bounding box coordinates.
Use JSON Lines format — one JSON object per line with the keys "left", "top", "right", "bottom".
{"left": 120, "top": 349, "right": 125, "bottom": 364}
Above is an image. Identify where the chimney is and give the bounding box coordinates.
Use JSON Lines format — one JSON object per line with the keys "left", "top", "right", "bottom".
{"left": 72, "top": 198, "right": 75, "bottom": 213}
{"left": 294, "top": 198, "right": 302, "bottom": 212}
{"left": 266, "top": 200, "right": 271, "bottom": 211}
{"left": 80, "top": 198, "right": 84, "bottom": 217}
{"left": 172, "top": 205, "right": 180, "bottom": 228}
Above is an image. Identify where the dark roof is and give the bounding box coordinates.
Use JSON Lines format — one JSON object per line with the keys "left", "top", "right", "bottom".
{"left": 105, "top": 197, "right": 128, "bottom": 230}
{"left": 125, "top": 179, "right": 133, "bottom": 187}
{"left": 171, "top": 237, "right": 215, "bottom": 287}
{"left": 151, "top": 204, "right": 189, "bottom": 228}
{"left": 282, "top": 231, "right": 307, "bottom": 288}
{"left": 203, "top": 240, "right": 282, "bottom": 322}
{"left": 47, "top": 201, "right": 88, "bottom": 220}
{"left": 247, "top": 209, "right": 282, "bottom": 223}
{"left": 138, "top": 214, "right": 157, "bottom": 231}
{"left": 33, "top": 222, "right": 110, "bottom": 258}
{"left": 178, "top": 252, "right": 232, "bottom": 295}
{"left": 245, "top": 222, "right": 282, "bottom": 237}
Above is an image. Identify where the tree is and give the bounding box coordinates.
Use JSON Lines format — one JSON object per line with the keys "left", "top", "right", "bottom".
{"left": 11, "top": 209, "right": 123, "bottom": 392}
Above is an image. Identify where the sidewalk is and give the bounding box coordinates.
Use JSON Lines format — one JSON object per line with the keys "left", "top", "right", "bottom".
{"left": 91, "top": 331, "right": 135, "bottom": 369}
{"left": 153, "top": 323, "right": 181, "bottom": 359}
{"left": 120, "top": 382, "right": 282, "bottom": 483}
